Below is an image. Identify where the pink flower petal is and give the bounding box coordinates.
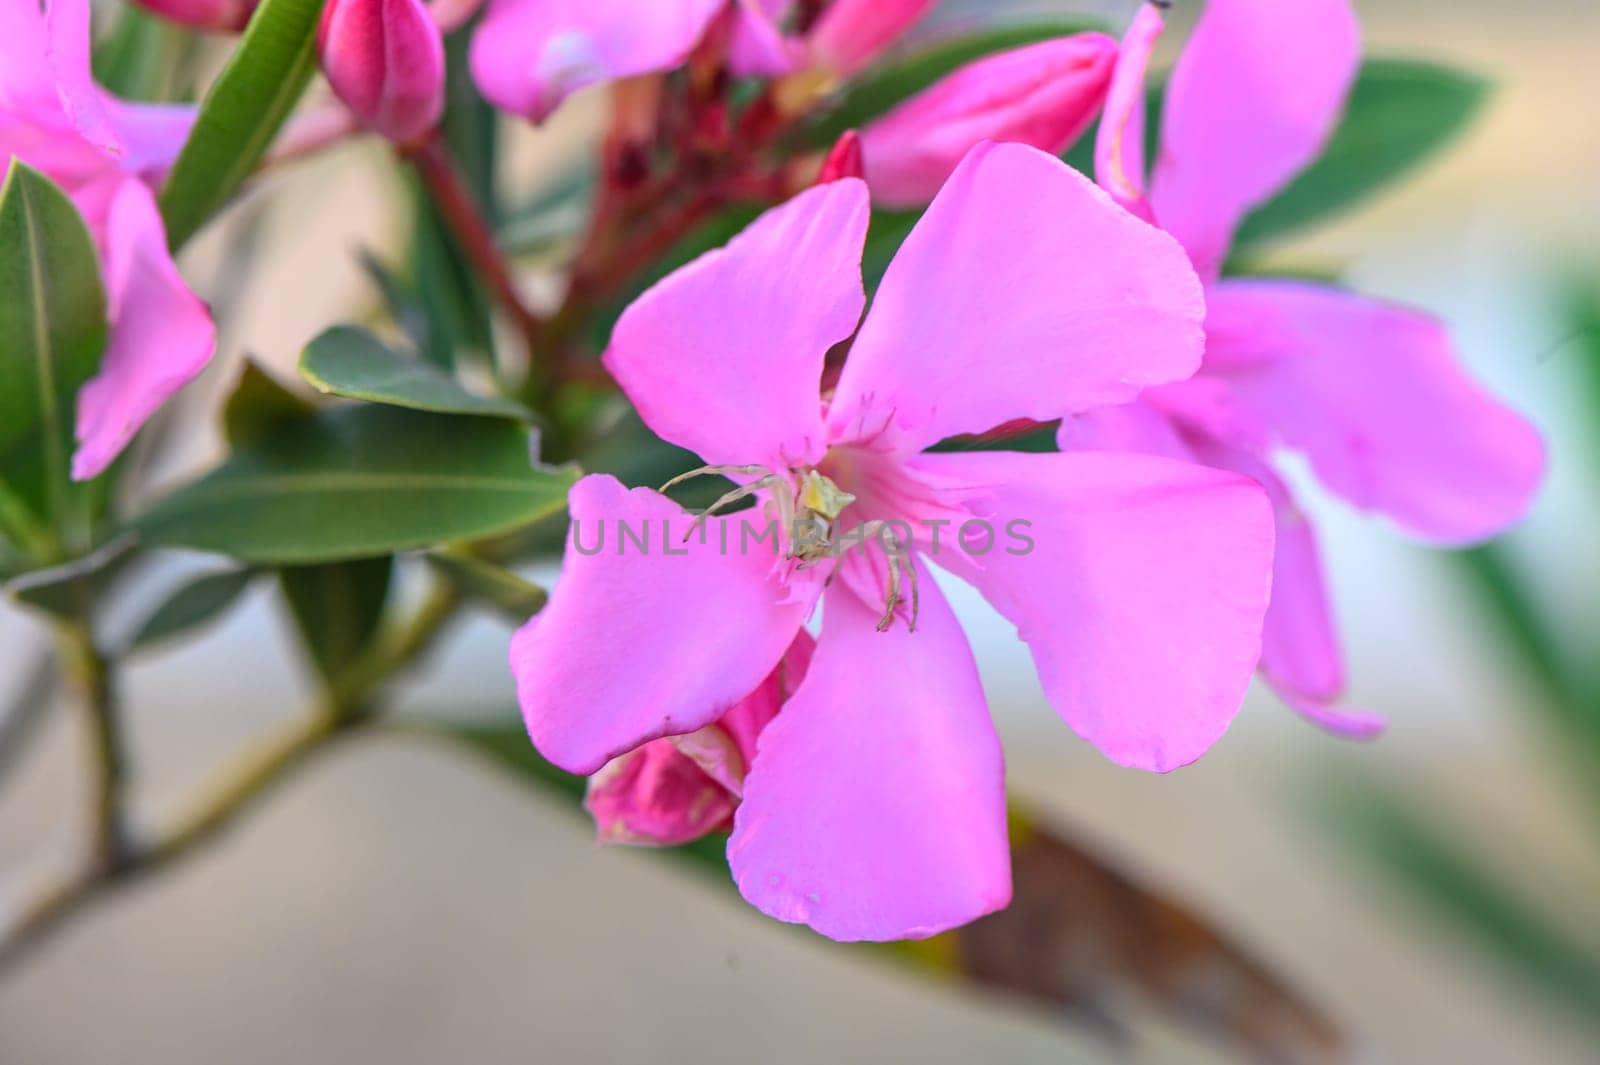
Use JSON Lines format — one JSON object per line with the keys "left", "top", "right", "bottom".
{"left": 0, "top": 0, "right": 53, "bottom": 106}
{"left": 470, "top": 0, "right": 724, "bottom": 122}
{"left": 606, "top": 179, "right": 868, "bottom": 470}
{"left": 1093, "top": 2, "right": 1163, "bottom": 221}
{"left": 72, "top": 180, "right": 216, "bottom": 480}
{"left": 1150, "top": 0, "right": 1360, "bottom": 278}
{"left": 103, "top": 99, "right": 196, "bottom": 179}
{"left": 44, "top": 0, "right": 121, "bottom": 156}
{"left": 861, "top": 34, "right": 1117, "bottom": 209}
{"left": 1206, "top": 280, "right": 1545, "bottom": 544}
{"left": 1272, "top": 691, "right": 1386, "bottom": 740}
{"left": 913, "top": 449, "right": 1273, "bottom": 773}
{"left": 729, "top": 565, "right": 1010, "bottom": 941}
{"left": 728, "top": 0, "right": 801, "bottom": 77}
{"left": 511, "top": 475, "right": 812, "bottom": 775}
{"left": 808, "top": 0, "right": 933, "bottom": 78}
{"left": 829, "top": 141, "right": 1203, "bottom": 454}
{"left": 586, "top": 738, "right": 737, "bottom": 846}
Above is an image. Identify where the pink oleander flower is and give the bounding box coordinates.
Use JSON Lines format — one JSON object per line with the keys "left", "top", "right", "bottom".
{"left": 129, "top": 0, "right": 256, "bottom": 32}
{"left": 1, "top": 0, "right": 216, "bottom": 481}
{"left": 732, "top": 0, "right": 933, "bottom": 79}
{"left": 471, "top": 0, "right": 727, "bottom": 122}
{"left": 318, "top": 0, "right": 445, "bottom": 147}
{"left": 1067, "top": 0, "right": 1546, "bottom": 735}
{"left": 587, "top": 632, "right": 813, "bottom": 846}
{"left": 859, "top": 33, "right": 1118, "bottom": 209}
{"left": 512, "top": 142, "right": 1275, "bottom": 940}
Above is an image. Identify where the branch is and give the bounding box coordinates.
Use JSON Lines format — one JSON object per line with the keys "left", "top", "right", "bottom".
{"left": 0, "top": 582, "right": 463, "bottom": 975}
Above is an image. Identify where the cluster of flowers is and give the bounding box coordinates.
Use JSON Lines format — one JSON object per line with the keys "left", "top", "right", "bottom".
{"left": 2, "top": 0, "right": 1543, "bottom": 942}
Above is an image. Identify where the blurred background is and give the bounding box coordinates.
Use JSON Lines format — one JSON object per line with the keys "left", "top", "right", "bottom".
{"left": 3, "top": 0, "right": 1599, "bottom": 1061}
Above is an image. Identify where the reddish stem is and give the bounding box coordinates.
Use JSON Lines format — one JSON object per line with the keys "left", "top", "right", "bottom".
{"left": 404, "top": 136, "right": 544, "bottom": 365}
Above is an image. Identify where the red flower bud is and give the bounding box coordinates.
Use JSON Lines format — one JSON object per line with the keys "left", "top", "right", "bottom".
{"left": 130, "top": 0, "right": 256, "bottom": 32}
{"left": 317, "top": 0, "right": 445, "bottom": 148}
{"left": 815, "top": 129, "right": 864, "bottom": 184}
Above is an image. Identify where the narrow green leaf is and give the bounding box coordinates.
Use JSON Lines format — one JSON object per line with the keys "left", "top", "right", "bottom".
{"left": 279, "top": 557, "right": 393, "bottom": 683}
{"left": 424, "top": 551, "right": 547, "bottom": 622}
{"left": 157, "top": 0, "right": 328, "bottom": 250}
{"left": 1332, "top": 785, "right": 1600, "bottom": 1026}
{"left": 810, "top": 20, "right": 1105, "bottom": 146}
{"left": 135, "top": 405, "right": 577, "bottom": 564}
{"left": 223, "top": 359, "right": 316, "bottom": 448}
{"left": 1235, "top": 60, "right": 1490, "bottom": 248}
{"left": 0, "top": 162, "right": 107, "bottom": 556}
{"left": 126, "top": 568, "right": 256, "bottom": 652}
{"left": 300, "top": 326, "right": 533, "bottom": 421}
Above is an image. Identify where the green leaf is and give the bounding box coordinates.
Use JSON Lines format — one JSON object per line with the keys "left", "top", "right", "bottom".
{"left": 299, "top": 326, "right": 533, "bottom": 421}
{"left": 126, "top": 567, "right": 256, "bottom": 653}
{"left": 278, "top": 557, "right": 393, "bottom": 683}
{"left": 1234, "top": 60, "right": 1490, "bottom": 248}
{"left": 0, "top": 162, "right": 107, "bottom": 558}
{"left": 135, "top": 404, "right": 577, "bottom": 564}
{"left": 157, "top": 0, "right": 328, "bottom": 250}
{"left": 223, "top": 359, "right": 317, "bottom": 448}
{"left": 424, "top": 551, "right": 546, "bottom": 622}
{"left": 810, "top": 20, "right": 1105, "bottom": 146}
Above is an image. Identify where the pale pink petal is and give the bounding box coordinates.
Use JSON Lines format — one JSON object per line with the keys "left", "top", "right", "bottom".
{"left": 1206, "top": 280, "right": 1545, "bottom": 544}
{"left": 1274, "top": 691, "right": 1386, "bottom": 740}
{"left": 914, "top": 449, "right": 1273, "bottom": 773}
{"left": 470, "top": 0, "right": 724, "bottom": 122}
{"left": 808, "top": 0, "right": 932, "bottom": 78}
{"left": 511, "top": 476, "right": 812, "bottom": 775}
{"left": 729, "top": 565, "right": 1010, "bottom": 941}
{"left": 0, "top": 0, "right": 52, "bottom": 106}
{"left": 829, "top": 141, "right": 1203, "bottom": 454}
{"left": 72, "top": 180, "right": 215, "bottom": 480}
{"left": 606, "top": 179, "right": 868, "bottom": 469}
{"left": 729, "top": 0, "right": 801, "bottom": 77}
{"left": 103, "top": 99, "right": 195, "bottom": 179}
{"left": 861, "top": 34, "right": 1117, "bottom": 209}
{"left": 1150, "top": 0, "right": 1359, "bottom": 278}
{"left": 1093, "top": 2, "right": 1163, "bottom": 221}
{"left": 1057, "top": 398, "right": 1194, "bottom": 462}
{"left": 586, "top": 739, "right": 736, "bottom": 846}
{"left": 44, "top": 0, "right": 121, "bottom": 155}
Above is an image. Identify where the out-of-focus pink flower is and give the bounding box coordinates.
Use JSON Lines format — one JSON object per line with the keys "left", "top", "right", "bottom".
{"left": 129, "top": 0, "right": 256, "bottom": 32}
{"left": 512, "top": 143, "right": 1275, "bottom": 940}
{"left": 731, "top": 0, "right": 932, "bottom": 79}
{"left": 318, "top": 0, "right": 445, "bottom": 147}
{"left": 1067, "top": 0, "right": 1545, "bottom": 736}
{"left": 806, "top": 0, "right": 933, "bottom": 78}
{"left": 586, "top": 633, "right": 813, "bottom": 846}
{"left": 860, "top": 34, "right": 1117, "bottom": 208}
{"left": 470, "top": 0, "right": 725, "bottom": 122}
{"left": 1, "top": 0, "right": 214, "bottom": 481}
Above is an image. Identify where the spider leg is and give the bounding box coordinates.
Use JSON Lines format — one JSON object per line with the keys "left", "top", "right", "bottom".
{"left": 682, "top": 476, "right": 780, "bottom": 542}
{"left": 659, "top": 464, "right": 771, "bottom": 495}
{"left": 875, "top": 544, "right": 902, "bottom": 633}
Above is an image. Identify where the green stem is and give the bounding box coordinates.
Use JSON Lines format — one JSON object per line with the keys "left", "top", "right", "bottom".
{"left": 56, "top": 619, "right": 128, "bottom": 872}
{"left": 0, "top": 581, "right": 463, "bottom": 974}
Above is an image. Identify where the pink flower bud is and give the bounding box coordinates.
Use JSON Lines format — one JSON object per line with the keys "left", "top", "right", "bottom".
{"left": 808, "top": 0, "right": 933, "bottom": 77}
{"left": 130, "top": 0, "right": 256, "bottom": 31}
{"left": 816, "top": 129, "right": 864, "bottom": 184}
{"left": 860, "top": 34, "right": 1118, "bottom": 208}
{"left": 585, "top": 632, "right": 813, "bottom": 847}
{"left": 317, "top": 0, "right": 445, "bottom": 147}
